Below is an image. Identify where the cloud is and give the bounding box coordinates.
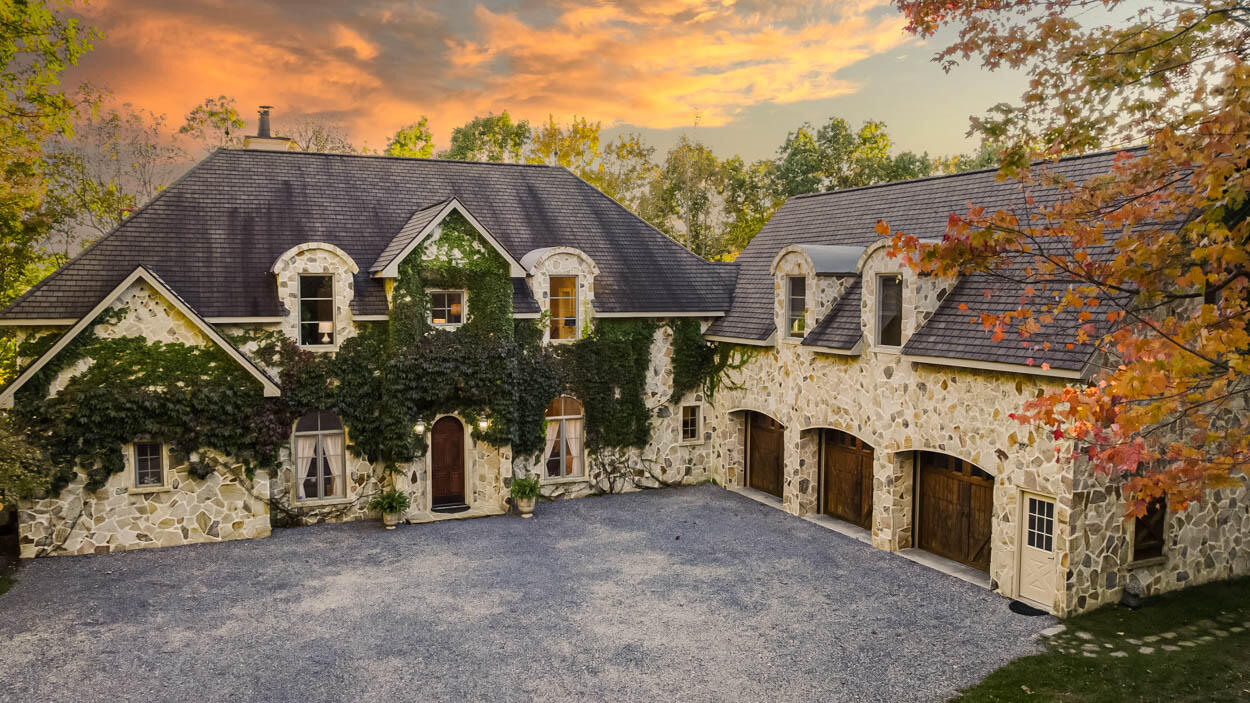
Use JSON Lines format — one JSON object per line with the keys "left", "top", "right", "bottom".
{"left": 64, "top": 0, "right": 911, "bottom": 149}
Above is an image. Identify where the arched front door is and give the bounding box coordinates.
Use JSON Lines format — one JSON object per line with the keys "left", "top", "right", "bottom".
{"left": 747, "top": 412, "right": 784, "bottom": 498}
{"left": 430, "top": 416, "right": 465, "bottom": 508}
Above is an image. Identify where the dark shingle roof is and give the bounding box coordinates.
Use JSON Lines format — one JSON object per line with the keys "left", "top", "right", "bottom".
{"left": 801, "top": 279, "right": 861, "bottom": 351}
{"left": 512, "top": 278, "right": 539, "bottom": 315}
{"left": 707, "top": 150, "right": 1136, "bottom": 370}
{"left": 2, "top": 150, "right": 732, "bottom": 321}
{"left": 368, "top": 199, "right": 451, "bottom": 274}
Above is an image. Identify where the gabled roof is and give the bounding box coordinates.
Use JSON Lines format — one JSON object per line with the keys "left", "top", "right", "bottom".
{"left": 0, "top": 266, "right": 281, "bottom": 408}
{"left": 801, "top": 279, "right": 862, "bottom": 353}
{"left": 707, "top": 149, "right": 1137, "bottom": 371}
{"left": 370, "top": 197, "right": 526, "bottom": 278}
{"left": 0, "top": 150, "right": 732, "bottom": 322}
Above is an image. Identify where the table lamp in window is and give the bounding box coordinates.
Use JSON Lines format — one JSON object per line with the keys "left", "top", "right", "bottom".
{"left": 317, "top": 321, "right": 333, "bottom": 344}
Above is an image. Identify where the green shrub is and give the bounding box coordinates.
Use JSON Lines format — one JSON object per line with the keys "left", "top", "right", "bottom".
{"left": 509, "top": 475, "right": 541, "bottom": 499}
{"left": 367, "top": 489, "right": 411, "bottom": 514}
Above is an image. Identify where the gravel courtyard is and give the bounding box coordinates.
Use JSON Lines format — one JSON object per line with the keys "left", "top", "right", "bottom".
{"left": 0, "top": 485, "right": 1052, "bottom": 702}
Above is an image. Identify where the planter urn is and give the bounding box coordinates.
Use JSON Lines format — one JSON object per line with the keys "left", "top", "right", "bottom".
{"left": 516, "top": 496, "right": 536, "bottom": 518}
{"left": 382, "top": 512, "right": 401, "bottom": 530}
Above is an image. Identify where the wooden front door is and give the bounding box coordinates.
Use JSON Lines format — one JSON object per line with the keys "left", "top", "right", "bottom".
{"left": 747, "top": 412, "right": 784, "bottom": 498}
{"left": 431, "top": 416, "right": 465, "bottom": 506}
{"left": 821, "top": 429, "right": 874, "bottom": 529}
{"left": 916, "top": 452, "right": 994, "bottom": 571}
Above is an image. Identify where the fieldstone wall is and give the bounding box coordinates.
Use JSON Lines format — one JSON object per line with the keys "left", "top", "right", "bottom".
{"left": 271, "top": 242, "right": 359, "bottom": 352}
{"left": 19, "top": 452, "right": 270, "bottom": 558}
{"left": 1067, "top": 471, "right": 1250, "bottom": 613}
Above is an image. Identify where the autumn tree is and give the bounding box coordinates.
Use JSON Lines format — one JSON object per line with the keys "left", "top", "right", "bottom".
{"left": 886, "top": 0, "right": 1250, "bottom": 511}
{"left": 178, "top": 95, "right": 244, "bottom": 154}
{"left": 384, "top": 118, "right": 434, "bottom": 158}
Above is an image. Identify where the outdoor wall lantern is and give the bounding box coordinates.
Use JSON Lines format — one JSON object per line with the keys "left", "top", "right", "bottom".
{"left": 414, "top": 418, "right": 426, "bottom": 435}
{"left": 478, "top": 415, "right": 489, "bottom": 432}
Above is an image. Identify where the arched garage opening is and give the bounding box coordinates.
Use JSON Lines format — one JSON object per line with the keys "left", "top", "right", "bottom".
{"left": 744, "top": 411, "right": 785, "bottom": 499}
{"left": 817, "top": 429, "right": 875, "bottom": 530}
{"left": 914, "top": 451, "right": 994, "bottom": 572}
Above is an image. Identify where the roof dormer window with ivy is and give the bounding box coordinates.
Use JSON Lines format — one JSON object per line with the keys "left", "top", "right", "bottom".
{"left": 299, "top": 274, "right": 335, "bottom": 347}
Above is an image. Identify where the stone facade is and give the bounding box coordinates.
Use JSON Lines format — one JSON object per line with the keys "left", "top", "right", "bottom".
{"left": 14, "top": 236, "right": 1248, "bottom": 621}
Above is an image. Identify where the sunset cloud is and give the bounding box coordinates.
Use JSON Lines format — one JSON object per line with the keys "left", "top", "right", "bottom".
{"left": 65, "top": 0, "right": 913, "bottom": 149}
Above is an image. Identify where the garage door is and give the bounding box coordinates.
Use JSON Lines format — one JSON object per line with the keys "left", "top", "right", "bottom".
{"left": 916, "top": 451, "right": 994, "bottom": 571}
{"left": 747, "top": 412, "right": 784, "bottom": 498}
{"left": 821, "top": 429, "right": 874, "bottom": 529}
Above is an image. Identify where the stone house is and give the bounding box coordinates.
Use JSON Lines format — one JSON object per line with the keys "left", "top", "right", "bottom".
{"left": 1, "top": 145, "right": 1245, "bottom": 617}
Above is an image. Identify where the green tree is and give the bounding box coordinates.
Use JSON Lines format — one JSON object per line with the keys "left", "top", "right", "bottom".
{"left": 935, "top": 142, "right": 999, "bottom": 174}
{"left": 596, "top": 132, "right": 657, "bottom": 211}
{"left": 524, "top": 115, "right": 657, "bottom": 210}
{"left": 384, "top": 117, "right": 434, "bottom": 158}
{"left": 439, "top": 111, "right": 530, "bottom": 162}
{"left": 0, "top": 0, "right": 96, "bottom": 380}
{"left": 773, "top": 125, "right": 824, "bottom": 198}
{"left": 178, "top": 95, "right": 245, "bottom": 154}
{"left": 640, "top": 136, "right": 727, "bottom": 258}
{"left": 721, "top": 156, "right": 781, "bottom": 256}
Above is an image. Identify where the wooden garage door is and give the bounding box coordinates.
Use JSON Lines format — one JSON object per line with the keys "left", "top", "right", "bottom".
{"left": 747, "top": 413, "right": 784, "bottom": 498}
{"left": 821, "top": 430, "right": 874, "bottom": 529}
{"left": 916, "top": 452, "right": 994, "bottom": 571}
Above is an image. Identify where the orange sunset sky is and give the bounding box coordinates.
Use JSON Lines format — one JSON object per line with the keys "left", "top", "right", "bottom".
{"left": 63, "top": 0, "right": 1032, "bottom": 159}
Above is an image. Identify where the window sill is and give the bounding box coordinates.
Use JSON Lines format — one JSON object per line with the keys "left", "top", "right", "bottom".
{"left": 871, "top": 346, "right": 902, "bottom": 355}
{"left": 1128, "top": 556, "right": 1166, "bottom": 569}
{"left": 678, "top": 439, "right": 706, "bottom": 447}
{"left": 293, "top": 496, "right": 351, "bottom": 508}
{"left": 130, "top": 484, "right": 171, "bottom": 495}
{"left": 431, "top": 323, "right": 463, "bottom": 330}
{"left": 299, "top": 344, "right": 339, "bottom": 353}
{"left": 548, "top": 338, "right": 579, "bottom": 345}
{"left": 780, "top": 337, "right": 806, "bottom": 345}
{"left": 541, "top": 475, "right": 586, "bottom": 486}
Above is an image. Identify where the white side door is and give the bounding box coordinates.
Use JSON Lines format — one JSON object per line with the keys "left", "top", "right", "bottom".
{"left": 1018, "top": 492, "right": 1057, "bottom": 607}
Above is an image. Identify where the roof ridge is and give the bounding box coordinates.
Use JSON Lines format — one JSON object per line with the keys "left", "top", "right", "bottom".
{"left": 788, "top": 145, "right": 1148, "bottom": 201}
{"left": 225, "top": 148, "right": 567, "bottom": 170}
{"left": 0, "top": 149, "right": 226, "bottom": 317}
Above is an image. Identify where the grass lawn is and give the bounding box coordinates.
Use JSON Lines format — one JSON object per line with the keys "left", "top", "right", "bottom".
{"left": 954, "top": 577, "right": 1250, "bottom": 702}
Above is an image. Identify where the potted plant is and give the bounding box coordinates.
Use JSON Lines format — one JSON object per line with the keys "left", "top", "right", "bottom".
{"left": 510, "top": 475, "right": 541, "bottom": 518}
{"left": 368, "top": 489, "right": 411, "bottom": 530}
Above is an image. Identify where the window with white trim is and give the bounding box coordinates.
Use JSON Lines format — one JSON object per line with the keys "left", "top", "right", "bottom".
{"left": 549, "top": 275, "right": 578, "bottom": 341}
{"left": 544, "top": 396, "right": 584, "bottom": 479}
{"left": 786, "top": 276, "right": 807, "bottom": 337}
{"left": 299, "top": 275, "right": 334, "bottom": 347}
{"left": 429, "top": 290, "right": 466, "bottom": 327}
{"left": 293, "top": 411, "right": 346, "bottom": 501}
{"left": 680, "top": 405, "right": 702, "bottom": 443}
{"left": 133, "top": 441, "right": 166, "bottom": 489}
{"left": 877, "top": 274, "right": 903, "bottom": 347}
{"left": 1025, "top": 496, "right": 1054, "bottom": 552}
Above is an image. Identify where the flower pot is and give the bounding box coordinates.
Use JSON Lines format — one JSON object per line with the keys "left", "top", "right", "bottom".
{"left": 382, "top": 511, "right": 401, "bottom": 530}
{"left": 516, "top": 496, "right": 536, "bottom": 518}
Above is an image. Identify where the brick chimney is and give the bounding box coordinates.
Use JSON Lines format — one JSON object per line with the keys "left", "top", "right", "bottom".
{"left": 243, "top": 105, "right": 298, "bottom": 151}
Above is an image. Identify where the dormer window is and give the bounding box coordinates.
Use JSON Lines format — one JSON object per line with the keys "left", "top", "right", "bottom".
{"left": 549, "top": 275, "right": 578, "bottom": 341}
{"left": 430, "top": 290, "right": 465, "bottom": 328}
{"left": 786, "top": 276, "right": 807, "bottom": 337}
{"left": 877, "top": 274, "right": 903, "bottom": 347}
{"left": 299, "top": 275, "right": 334, "bottom": 347}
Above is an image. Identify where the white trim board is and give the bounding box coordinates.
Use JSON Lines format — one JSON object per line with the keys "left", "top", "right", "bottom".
{"left": 0, "top": 318, "right": 76, "bottom": 327}
{"left": 594, "top": 311, "right": 725, "bottom": 318}
{"left": 704, "top": 333, "right": 774, "bottom": 346}
{"left": 373, "top": 198, "right": 526, "bottom": 279}
{"left": 903, "top": 354, "right": 1084, "bottom": 379}
{"left": 0, "top": 266, "right": 281, "bottom": 408}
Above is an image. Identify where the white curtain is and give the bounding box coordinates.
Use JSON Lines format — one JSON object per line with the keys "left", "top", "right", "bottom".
{"left": 543, "top": 419, "right": 560, "bottom": 477}
{"left": 296, "top": 436, "right": 318, "bottom": 499}
{"left": 564, "top": 417, "right": 584, "bottom": 477}
{"left": 322, "top": 432, "right": 345, "bottom": 498}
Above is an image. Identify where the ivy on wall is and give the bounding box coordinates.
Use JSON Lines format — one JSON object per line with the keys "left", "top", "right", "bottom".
{"left": 668, "top": 318, "right": 756, "bottom": 403}
{"left": 559, "top": 320, "right": 657, "bottom": 451}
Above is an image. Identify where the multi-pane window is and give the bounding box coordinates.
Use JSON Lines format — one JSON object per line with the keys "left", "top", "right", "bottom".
{"left": 294, "top": 411, "right": 346, "bottom": 501}
{"left": 133, "top": 441, "right": 165, "bottom": 489}
{"left": 430, "top": 290, "right": 465, "bottom": 327}
{"left": 549, "top": 276, "right": 578, "bottom": 341}
{"left": 544, "top": 396, "right": 584, "bottom": 479}
{"left": 681, "top": 405, "right": 701, "bottom": 443}
{"left": 299, "top": 275, "right": 334, "bottom": 347}
{"left": 1026, "top": 496, "right": 1055, "bottom": 552}
{"left": 1132, "top": 497, "right": 1167, "bottom": 562}
{"left": 877, "top": 275, "right": 903, "bottom": 347}
{"left": 786, "top": 276, "right": 807, "bottom": 337}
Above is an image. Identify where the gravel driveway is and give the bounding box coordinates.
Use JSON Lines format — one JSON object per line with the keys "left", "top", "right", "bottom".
{"left": 0, "top": 485, "right": 1051, "bottom": 702}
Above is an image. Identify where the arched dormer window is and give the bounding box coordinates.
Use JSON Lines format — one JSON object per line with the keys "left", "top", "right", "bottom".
{"left": 294, "top": 411, "right": 345, "bottom": 501}
{"left": 786, "top": 276, "right": 807, "bottom": 338}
